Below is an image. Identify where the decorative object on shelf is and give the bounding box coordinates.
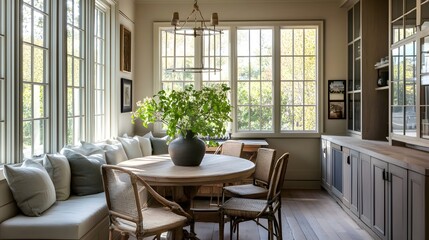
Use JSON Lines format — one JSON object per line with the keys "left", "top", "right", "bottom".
{"left": 167, "top": 0, "right": 222, "bottom": 73}
{"left": 377, "top": 71, "right": 389, "bottom": 87}
{"left": 120, "top": 25, "right": 131, "bottom": 72}
{"left": 328, "top": 80, "right": 346, "bottom": 119}
{"left": 374, "top": 56, "right": 389, "bottom": 67}
{"left": 131, "top": 84, "right": 232, "bottom": 166}
{"left": 121, "top": 78, "right": 132, "bottom": 113}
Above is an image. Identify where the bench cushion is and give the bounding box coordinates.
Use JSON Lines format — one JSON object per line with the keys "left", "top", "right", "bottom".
{"left": 0, "top": 193, "right": 108, "bottom": 239}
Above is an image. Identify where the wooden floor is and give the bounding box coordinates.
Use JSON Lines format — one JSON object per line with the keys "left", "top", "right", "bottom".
{"left": 140, "top": 189, "right": 373, "bottom": 240}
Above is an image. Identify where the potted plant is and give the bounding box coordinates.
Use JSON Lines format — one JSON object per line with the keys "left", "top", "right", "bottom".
{"left": 132, "top": 84, "right": 232, "bottom": 166}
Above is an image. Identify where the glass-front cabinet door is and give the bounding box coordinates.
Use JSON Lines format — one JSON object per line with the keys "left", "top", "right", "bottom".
{"left": 347, "top": 1, "right": 361, "bottom": 132}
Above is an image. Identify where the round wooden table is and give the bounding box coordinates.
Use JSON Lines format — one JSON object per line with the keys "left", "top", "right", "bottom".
{"left": 118, "top": 154, "right": 255, "bottom": 186}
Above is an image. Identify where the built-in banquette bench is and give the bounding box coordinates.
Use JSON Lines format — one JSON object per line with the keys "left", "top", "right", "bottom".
{"left": 0, "top": 174, "right": 109, "bottom": 240}
{"left": 0, "top": 132, "right": 165, "bottom": 240}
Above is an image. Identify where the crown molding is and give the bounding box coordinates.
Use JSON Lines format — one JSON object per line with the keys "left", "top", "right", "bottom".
{"left": 136, "top": 0, "right": 340, "bottom": 4}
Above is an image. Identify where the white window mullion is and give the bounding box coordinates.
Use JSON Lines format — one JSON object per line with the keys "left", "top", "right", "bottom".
{"left": 273, "top": 26, "right": 281, "bottom": 134}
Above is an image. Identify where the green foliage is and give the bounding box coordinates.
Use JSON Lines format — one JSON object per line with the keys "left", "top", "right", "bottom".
{"left": 132, "top": 84, "right": 232, "bottom": 141}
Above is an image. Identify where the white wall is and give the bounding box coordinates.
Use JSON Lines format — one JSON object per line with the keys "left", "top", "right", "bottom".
{"left": 133, "top": 1, "right": 347, "bottom": 188}
{"left": 117, "top": 0, "right": 136, "bottom": 136}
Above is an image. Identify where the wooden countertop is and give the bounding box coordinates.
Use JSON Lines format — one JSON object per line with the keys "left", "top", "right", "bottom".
{"left": 322, "top": 135, "right": 429, "bottom": 176}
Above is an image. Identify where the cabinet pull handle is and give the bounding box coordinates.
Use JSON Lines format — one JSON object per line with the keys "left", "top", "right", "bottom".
{"left": 347, "top": 156, "right": 350, "bottom": 165}
{"left": 382, "top": 169, "right": 386, "bottom": 181}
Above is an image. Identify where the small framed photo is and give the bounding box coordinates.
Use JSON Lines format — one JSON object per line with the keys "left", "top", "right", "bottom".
{"left": 329, "top": 101, "right": 345, "bottom": 119}
{"left": 121, "top": 78, "right": 132, "bottom": 113}
{"left": 120, "top": 24, "right": 131, "bottom": 72}
{"left": 328, "top": 80, "right": 346, "bottom": 119}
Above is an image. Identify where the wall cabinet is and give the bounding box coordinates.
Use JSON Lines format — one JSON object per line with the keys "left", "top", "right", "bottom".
{"left": 345, "top": 0, "right": 389, "bottom": 140}
{"left": 321, "top": 135, "right": 429, "bottom": 240}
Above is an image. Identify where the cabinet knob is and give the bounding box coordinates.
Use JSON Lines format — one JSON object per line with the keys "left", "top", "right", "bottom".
{"left": 347, "top": 156, "right": 350, "bottom": 165}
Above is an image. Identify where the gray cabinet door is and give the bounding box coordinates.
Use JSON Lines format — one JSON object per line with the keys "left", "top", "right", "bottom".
{"left": 371, "top": 157, "right": 388, "bottom": 240}
{"left": 408, "top": 171, "right": 425, "bottom": 240}
{"left": 331, "top": 143, "right": 343, "bottom": 199}
{"left": 342, "top": 147, "right": 351, "bottom": 208}
{"left": 350, "top": 149, "right": 359, "bottom": 216}
{"left": 360, "top": 154, "right": 372, "bottom": 227}
{"left": 326, "top": 141, "right": 332, "bottom": 189}
{"left": 389, "top": 164, "right": 407, "bottom": 240}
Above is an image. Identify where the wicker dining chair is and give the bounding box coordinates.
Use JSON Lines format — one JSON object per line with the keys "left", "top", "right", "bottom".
{"left": 214, "top": 140, "right": 244, "bottom": 158}
{"left": 223, "top": 148, "right": 276, "bottom": 200}
{"left": 219, "top": 152, "right": 290, "bottom": 240}
{"left": 101, "top": 165, "right": 193, "bottom": 240}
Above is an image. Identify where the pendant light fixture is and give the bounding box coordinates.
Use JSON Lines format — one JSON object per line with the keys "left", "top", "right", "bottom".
{"left": 167, "top": 0, "right": 223, "bottom": 73}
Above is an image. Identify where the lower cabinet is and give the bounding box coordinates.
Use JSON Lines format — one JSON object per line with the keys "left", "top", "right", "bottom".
{"left": 321, "top": 138, "right": 423, "bottom": 240}
{"left": 408, "top": 171, "right": 426, "bottom": 240}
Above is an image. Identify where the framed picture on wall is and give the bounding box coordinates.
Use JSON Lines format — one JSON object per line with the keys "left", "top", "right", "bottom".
{"left": 120, "top": 24, "right": 131, "bottom": 72}
{"left": 328, "top": 80, "right": 346, "bottom": 119}
{"left": 121, "top": 78, "right": 132, "bottom": 113}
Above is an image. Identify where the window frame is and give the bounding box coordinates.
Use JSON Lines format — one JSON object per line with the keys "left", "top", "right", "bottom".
{"left": 153, "top": 20, "right": 324, "bottom": 138}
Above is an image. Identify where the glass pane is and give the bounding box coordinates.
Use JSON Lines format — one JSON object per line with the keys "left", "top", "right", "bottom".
{"left": 304, "top": 106, "right": 316, "bottom": 131}
{"left": 405, "top": 106, "right": 416, "bottom": 136}
{"left": 392, "top": 0, "right": 403, "bottom": 20}
{"left": 261, "top": 29, "right": 272, "bottom": 56}
{"left": 281, "top": 81, "right": 293, "bottom": 105}
{"left": 22, "top": 121, "right": 32, "bottom": 158}
{"left": 348, "top": 45, "right": 353, "bottom": 91}
{"left": 294, "top": 106, "right": 304, "bottom": 131}
{"left": 237, "top": 30, "right": 249, "bottom": 56}
{"left": 293, "top": 81, "right": 304, "bottom": 105}
{"left": 0, "top": 122, "right": 4, "bottom": 162}
{"left": 304, "top": 56, "right": 316, "bottom": 80}
{"left": 33, "top": 119, "right": 44, "bottom": 156}
{"left": 421, "top": 104, "right": 429, "bottom": 138}
{"left": 354, "top": 59, "right": 361, "bottom": 91}
{"left": 281, "top": 106, "right": 293, "bottom": 130}
{"left": 353, "top": 2, "right": 360, "bottom": 39}
{"left": 422, "top": 2, "right": 429, "bottom": 31}
{"left": 67, "top": 118, "right": 73, "bottom": 144}
{"left": 304, "top": 81, "right": 316, "bottom": 105}
{"left": 33, "top": 47, "right": 46, "bottom": 83}
{"left": 74, "top": 0, "right": 82, "bottom": 28}
{"left": 422, "top": 37, "right": 429, "bottom": 75}
{"left": 281, "top": 57, "right": 293, "bottom": 80}
{"left": 73, "top": 28, "right": 81, "bottom": 57}
{"left": 33, "top": 11, "right": 46, "bottom": 47}
{"left": 261, "top": 107, "right": 272, "bottom": 131}
{"left": 348, "top": 9, "right": 353, "bottom": 42}
{"left": 237, "top": 106, "right": 249, "bottom": 131}
{"left": 261, "top": 82, "right": 272, "bottom": 105}
{"left": 249, "top": 30, "right": 260, "bottom": 56}
{"left": 294, "top": 29, "right": 304, "bottom": 56}
{"left": 0, "top": 80, "right": 4, "bottom": 121}
{"left": 22, "top": 44, "right": 32, "bottom": 82}
{"left": 23, "top": 84, "right": 32, "bottom": 119}
{"left": 237, "top": 57, "right": 249, "bottom": 80}
{"left": 354, "top": 93, "right": 361, "bottom": 131}
{"left": 281, "top": 29, "right": 293, "bottom": 55}
{"left": 304, "top": 29, "right": 316, "bottom": 55}
{"left": 250, "top": 107, "right": 261, "bottom": 130}
{"left": 392, "top": 18, "right": 404, "bottom": 44}
{"left": 404, "top": 10, "right": 416, "bottom": 38}
{"left": 250, "top": 82, "right": 260, "bottom": 105}
{"left": 250, "top": 57, "right": 260, "bottom": 80}
{"left": 348, "top": 93, "right": 353, "bottom": 130}
{"left": 34, "top": 0, "right": 46, "bottom": 12}
{"left": 260, "top": 57, "right": 272, "bottom": 80}
{"left": 0, "top": 37, "right": 3, "bottom": 79}
{"left": 405, "top": 0, "right": 416, "bottom": 13}
{"left": 392, "top": 106, "right": 404, "bottom": 134}
{"left": 74, "top": 88, "right": 81, "bottom": 115}
{"left": 33, "top": 85, "right": 44, "bottom": 118}
{"left": 294, "top": 57, "right": 304, "bottom": 80}
{"left": 237, "top": 82, "right": 249, "bottom": 105}
{"left": 22, "top": 6, "right": 32, "bottom": 44}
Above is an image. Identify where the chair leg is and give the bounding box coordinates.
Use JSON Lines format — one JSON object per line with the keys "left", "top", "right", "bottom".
{"left": 229, "top": 217, "right": 233, "bottom": 240}
{"left": 120, "top": 233, "right": 130, "bottom": 240}
{"left": 108, "top": 228, "right": 114, "bottom": 240}
{"left": 268, "top": 219, "right": 274, "bottom": 240}
{"left": 277, "top": 203, "right": 283, "bottom": 240}
{"left": 219, "top": 210, "right": 225, "bottom": 240}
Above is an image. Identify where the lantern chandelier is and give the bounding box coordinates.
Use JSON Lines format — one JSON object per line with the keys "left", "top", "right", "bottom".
{"left": 167, "top": 0, "right": 223, "bottom": 73}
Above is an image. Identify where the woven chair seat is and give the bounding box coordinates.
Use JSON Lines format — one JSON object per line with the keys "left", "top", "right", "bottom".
{"left": 116, "top": 207, "right": 188, "bottom": 234}
{"left": 223, "top": 184, "right": 269, "bottom": 199}
{"left": 221, "top": 197, "right": 268, "bottom": 219}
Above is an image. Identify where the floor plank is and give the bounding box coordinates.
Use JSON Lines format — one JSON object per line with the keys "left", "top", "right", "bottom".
{"left": 134, "top": 189, "right": 373, "bottom": 240}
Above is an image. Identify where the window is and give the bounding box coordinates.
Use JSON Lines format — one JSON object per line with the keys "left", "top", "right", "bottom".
{"left": 280, "top": 27, "right": 318, "bottom": 132}
{"left": 236, "top": 28, "right": 273, "bottom": 132}
{"left": 66, "top": 0, "right": 85, "bottom": 145}
{"left": 155, "top": 21, "right": 322, "bottom": 136}
{"left": 0, "top": 0, "right": 5, "bottom": 162}
{"left": 94, "top": 4, "right": 106, "bottom": 142}
{"left": 22, "top": 0, "right": 50, "bottom": 158}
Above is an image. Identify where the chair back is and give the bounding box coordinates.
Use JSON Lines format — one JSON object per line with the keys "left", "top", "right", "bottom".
{"left": 101, "top": 165, "right": 146, "bottom": 231}
{"left": 267, "top": 153, "right": 289, "bottom": 201}
{"left": 253, "top": 148, "right": 276, "bottom": 187}
{"left": 217, "top": 140, "right": 244, "bottom": 157}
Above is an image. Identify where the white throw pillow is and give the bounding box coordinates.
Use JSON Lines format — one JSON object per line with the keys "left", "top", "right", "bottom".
{"left": 43, "top": 153, "right": 71, "bottom": 201}
{"left": 103, "top": 143, "right": 129, "bottom": 164}
{"left": 4, "top": 159, "right": 56, "bottom": 216}
{"left": 134, "top": 136, "right": 152, "bottom": 156}
{"left": 117, "top": 137, "right": 143, "bottom": 159}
